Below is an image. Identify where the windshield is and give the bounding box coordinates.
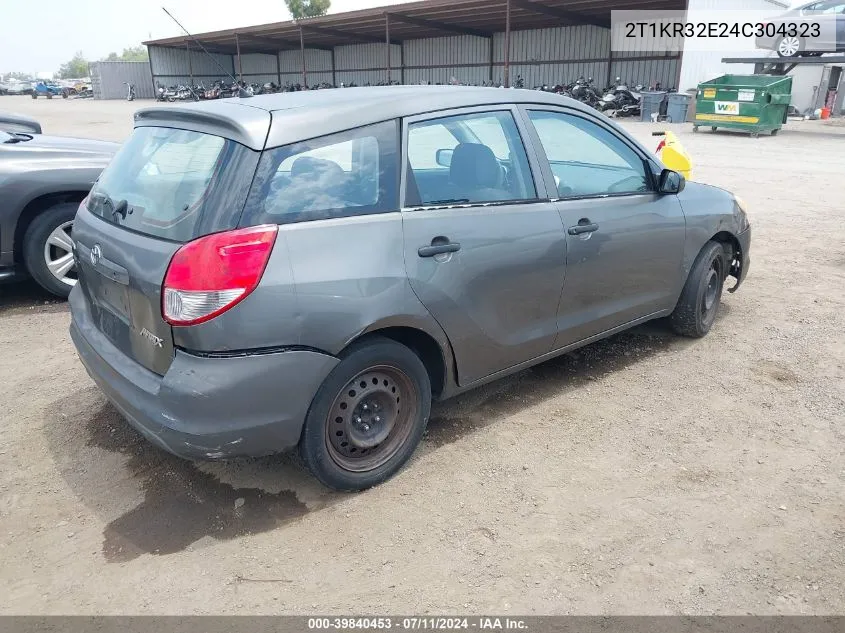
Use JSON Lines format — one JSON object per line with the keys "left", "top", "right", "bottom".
{"left": 86, "top": 126, "right": 259, "bottom": 242}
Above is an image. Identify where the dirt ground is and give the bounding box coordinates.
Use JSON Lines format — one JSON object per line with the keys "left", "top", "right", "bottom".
{"left": 1, "top": 96, "right": 843, "bottom": 615}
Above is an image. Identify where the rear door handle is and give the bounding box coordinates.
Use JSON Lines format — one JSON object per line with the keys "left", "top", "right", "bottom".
{"left": 568, "top": 223, "right": 599, "bottom": 236}
{"left": 418, "top": 241, "right": 461, "bottom": 257}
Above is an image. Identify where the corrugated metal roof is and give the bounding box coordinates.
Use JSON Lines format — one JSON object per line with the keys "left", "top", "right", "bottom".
{"left": 144, "top": 0, "right": 686, "bottom": 54}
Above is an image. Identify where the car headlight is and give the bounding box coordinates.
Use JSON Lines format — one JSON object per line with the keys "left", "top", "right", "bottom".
{"left": 734, "top": 196, "right": 750, "bottom": 232}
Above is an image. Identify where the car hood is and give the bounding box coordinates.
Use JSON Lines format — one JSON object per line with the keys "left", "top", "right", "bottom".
{"left": 679, "top": 180, "right": 734, "bottom": 201}
{"left": 1, "top": 134, "right": 119, "bottom": 166}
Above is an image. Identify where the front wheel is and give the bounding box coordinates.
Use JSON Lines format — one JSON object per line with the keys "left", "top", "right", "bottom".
{"left": 23, "top": 203, "right": 79, "bottom": 298}
{"left": 300, "top": 337, "right": 431, "bottom": 491}
{"left": 776, "top": 35, "right": 803, "bottom": 57}
{"left": 669, "top": 241, "right": 727, "bottom": 338}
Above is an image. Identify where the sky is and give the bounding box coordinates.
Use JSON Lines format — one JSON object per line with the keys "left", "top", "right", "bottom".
{"left": 1, "top": 0, "right": 411, "bottom": 74}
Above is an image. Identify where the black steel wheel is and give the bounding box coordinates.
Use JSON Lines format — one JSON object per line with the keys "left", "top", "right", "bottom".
{"left": 300, "top": 337, "right": 431, "bottom": 491}
{"left": 325, "top": 365, "right": 418, "bottom": 473}
{"left": 669, "top": 241, "right": 726, "bottom": 338}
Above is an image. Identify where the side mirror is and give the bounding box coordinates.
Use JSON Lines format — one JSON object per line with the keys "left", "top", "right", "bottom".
{"left": 658, "top": 168, "right": 685, "bottom": 194}
{"left": 435, "top": 148, "right": 453, "bottom": 168}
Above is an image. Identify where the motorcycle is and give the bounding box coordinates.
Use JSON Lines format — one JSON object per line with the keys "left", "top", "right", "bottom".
{"left": 124, "top": 82, "right": 136, "bottom": 102}
{"left": 598, "top": 80, "right": 642, "bottom": 118}
{"left": 569, "top": 77, "right": 601, "bottom": 108}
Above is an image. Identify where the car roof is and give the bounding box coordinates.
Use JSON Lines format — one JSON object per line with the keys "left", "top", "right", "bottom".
{"left": 134, "top": 85, "right": 597, "bottom": 151}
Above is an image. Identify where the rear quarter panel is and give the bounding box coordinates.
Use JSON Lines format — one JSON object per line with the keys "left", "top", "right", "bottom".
{"left": 172, "top": 213, "right": 454, "bottom": 360}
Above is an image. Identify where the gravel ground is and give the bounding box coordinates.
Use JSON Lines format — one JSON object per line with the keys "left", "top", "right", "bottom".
{"left": 0, "top": 96, "right": 843, "bottom": 615}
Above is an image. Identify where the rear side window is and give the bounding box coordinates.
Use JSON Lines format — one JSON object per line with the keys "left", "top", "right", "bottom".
{"left": 241, "top": 120, "right": 399, "bottom": 226}
{"left": 405, "top": 111, "right": 537, "bottom": 206}
{"left": 87, "top": 127, "right": 259, "bottom": 242}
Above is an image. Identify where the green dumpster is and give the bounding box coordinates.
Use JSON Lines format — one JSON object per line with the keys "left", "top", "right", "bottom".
{"left": 693, "top": 74, "right": 793, "bottom": 137}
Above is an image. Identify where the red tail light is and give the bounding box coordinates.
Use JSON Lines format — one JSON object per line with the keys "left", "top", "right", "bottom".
{"left": 163, "top": 225, "right": 278, "bottom": 326}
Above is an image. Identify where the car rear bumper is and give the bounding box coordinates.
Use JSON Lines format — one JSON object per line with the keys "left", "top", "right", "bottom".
{"left": 69, "top": 286, "right": 339, "bottom": 460}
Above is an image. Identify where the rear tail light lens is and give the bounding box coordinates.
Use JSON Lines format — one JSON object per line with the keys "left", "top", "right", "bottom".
{"left": 162, "top": 225, "right": 278, "bottom": 326}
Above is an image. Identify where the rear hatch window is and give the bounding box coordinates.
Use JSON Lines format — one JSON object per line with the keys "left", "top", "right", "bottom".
{"left": 75, "top": 126, "right": 259, "bottom": 375}
{"left": 87, "top": 126, "right": 258, "bottom": 242}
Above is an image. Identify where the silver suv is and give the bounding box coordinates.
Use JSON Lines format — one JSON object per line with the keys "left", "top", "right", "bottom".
{"left": 69, "top": 86, "right": 751, "bottom": 490}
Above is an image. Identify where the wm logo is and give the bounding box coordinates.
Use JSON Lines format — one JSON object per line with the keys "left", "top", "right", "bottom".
{"left": 715, "top": 101, "right": 739, "bottom": 114}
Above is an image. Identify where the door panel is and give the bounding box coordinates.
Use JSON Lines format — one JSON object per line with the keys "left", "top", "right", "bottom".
{"left": 553, "top": 194, "right": 685, "bottom": 347}
{"left": 521, "top": 107, "right": 686, "bottom": 348}
{"left": 403, "top": 203, "right": 566, "bottom": 385}
{"left": 402, "top": 107, "right": 566, "bottom": 385}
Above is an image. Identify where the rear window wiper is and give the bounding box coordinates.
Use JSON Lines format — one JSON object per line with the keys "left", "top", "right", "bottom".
{"left": 91, "top": 192, "right": 129, "bottom": 222}
{"left": 2, "top": 133, "right": 32, "bottom": 144}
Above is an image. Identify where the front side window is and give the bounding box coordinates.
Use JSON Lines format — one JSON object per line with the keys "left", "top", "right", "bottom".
{"left": 241, "top": 120, "right": 398, "bottom": 226}
{"left": 527, "top": 110, "right": 651, "bottom": 198}
{"left": 405, "top": 111, "right": 537, "bottom": 206}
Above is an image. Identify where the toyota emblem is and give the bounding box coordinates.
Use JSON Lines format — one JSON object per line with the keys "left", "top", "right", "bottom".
{"left": 90, "top": 244, "right": 102, "bottom": 266}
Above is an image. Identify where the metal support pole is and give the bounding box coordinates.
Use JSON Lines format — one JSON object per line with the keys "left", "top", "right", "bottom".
{"left": 276, "top": 51, "right": 282, "bottom": 86}
{"left": 503, "top": 0, "right": 511, "bottom": 88}
{"left": 148, "top": 53, "right": 157, "bottom": 95}
{"left": 299, "top": 26, "right": 307, "bottom": 87}
{"left": 385, "top": 13, "right": 391, "bottom": 84}
{"left": 187, "top": 41, "right": 194, "bottom": 86}
{"left": 400, "top": 42, "right": 405, "bottom": 85}
{"left": 489, "top": 37, "right": 494, "bottom": 83}
{"left": 235, "top": 33, "right": 243, "bottom": 84}
{"left": 331, "top": 48, "right": 336, "bottom": 86}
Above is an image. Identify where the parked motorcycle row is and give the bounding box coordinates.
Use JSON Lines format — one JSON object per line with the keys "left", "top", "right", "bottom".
{"left": 525, "top": 76, "right": 676, "bottom": 119}
{"left": 154, "top": 76, "right": 673, "bottom": 118}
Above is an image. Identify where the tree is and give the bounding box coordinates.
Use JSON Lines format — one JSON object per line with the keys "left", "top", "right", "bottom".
{"left": 57, "top": 51, "right": 89, "bottom": 79}
{"left": 103, "top": 46, "right": 149, "bottom": 62}
{"left": 284, "top": 0, "right": 330, "bottom": 19}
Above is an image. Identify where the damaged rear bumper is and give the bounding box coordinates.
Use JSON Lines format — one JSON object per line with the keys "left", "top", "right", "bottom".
{"left": 69, "top": 286, "right": 339, "bottom": 460}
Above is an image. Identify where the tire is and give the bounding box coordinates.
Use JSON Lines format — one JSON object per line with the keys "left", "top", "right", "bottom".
{"left": 669, "top": 241, "right": 727, "bottom": 338}
{"left": 22, "top": 202, "right": 79, "bottom": 298}
{"left": 46, "top": 93, "right": 53, "bottom": 99}
{"left": 31, "top": 93, "right": 37, "bottom": 99}
{"left": 776, "top": 35, "right": 803, "bottom": 57}
{"left": 300, "top": 337, "right": 432, "bottom": 491}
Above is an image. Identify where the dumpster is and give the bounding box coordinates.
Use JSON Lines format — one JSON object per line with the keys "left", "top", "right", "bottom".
{"left": 667, "top": 92, "right": 692, "bottom": 123}
{"left": 641, "top": 91, "right": 667, "bottom": 122}
{"left": 693, "top": 74, "right": 792, "bottom": 137}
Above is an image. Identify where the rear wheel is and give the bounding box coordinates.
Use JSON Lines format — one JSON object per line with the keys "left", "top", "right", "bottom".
{"left": 669, "top": 241, "right": 726, "bottom": 338}
{"left": 23, "top": 203, "right": 79, "bottom": 298}
{"left": 300, "top": 337, "right": 431, "bottom": 491}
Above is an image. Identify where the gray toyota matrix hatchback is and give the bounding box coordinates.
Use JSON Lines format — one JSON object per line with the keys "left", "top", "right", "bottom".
{"left": 69, "top": 86, "right": 751, "bottom": 490}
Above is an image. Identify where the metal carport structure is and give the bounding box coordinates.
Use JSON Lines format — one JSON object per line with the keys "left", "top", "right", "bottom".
{"left": 144, "top": 0, "right": 686, "bottom": 91}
